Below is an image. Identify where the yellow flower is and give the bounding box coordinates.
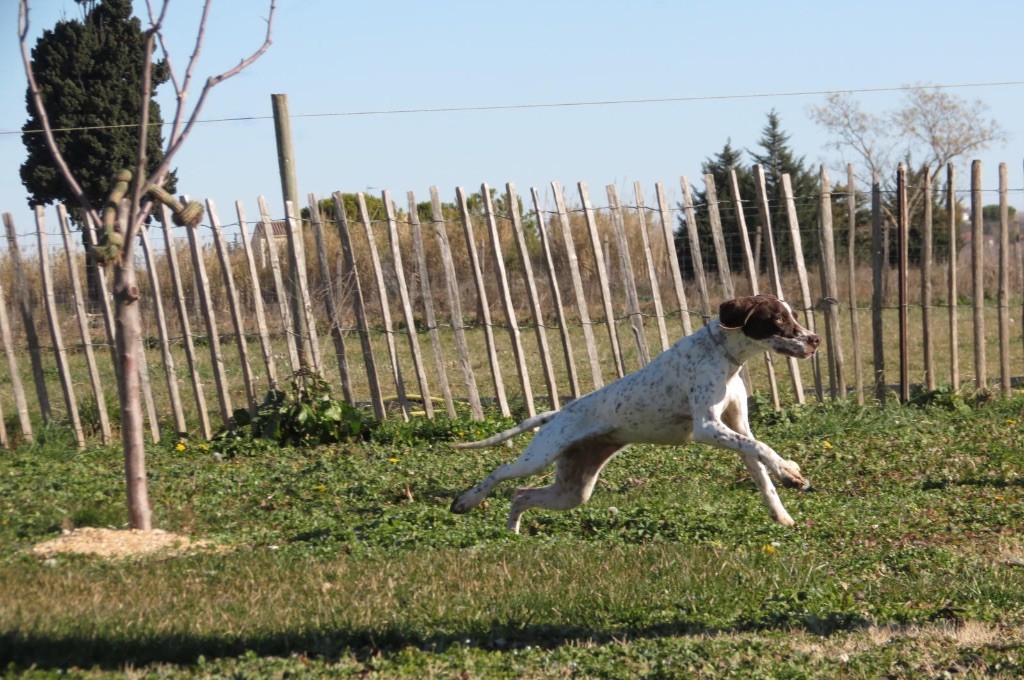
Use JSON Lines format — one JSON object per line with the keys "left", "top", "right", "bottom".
{"left": 1005, "top": 419, "right": 1017, "bottom": 426}
{"left": 822, "top": 440, "right": 832, "bottom": 450}
{"left": 762, "top": 544, "right": 776, "bottom": 554}
{"left": 199, "top": 444, "right": 209, "bottom": 451}
{"left": 388, "top": 457, "right": 399, "bottom": 463}
{"left": 175, "top": 443, "right": 186, "bottom": 452}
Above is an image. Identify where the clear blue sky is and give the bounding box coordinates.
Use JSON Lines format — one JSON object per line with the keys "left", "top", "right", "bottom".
{"left": 2, "top": 0, "right": 1022, "bottom": 237}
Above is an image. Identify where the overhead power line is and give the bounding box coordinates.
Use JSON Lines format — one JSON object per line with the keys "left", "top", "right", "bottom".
{"left": 3, "top": 79, "right": 1023, "bottom": 137}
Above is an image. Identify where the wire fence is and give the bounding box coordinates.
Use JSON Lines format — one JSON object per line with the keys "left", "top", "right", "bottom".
{"left": 0, "top": 161, "right": 1023, "bottom": 447}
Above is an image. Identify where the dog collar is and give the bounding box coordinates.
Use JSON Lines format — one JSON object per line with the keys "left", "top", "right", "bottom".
{"left": 707, "top": 322, "right": 744, "bottom": 368}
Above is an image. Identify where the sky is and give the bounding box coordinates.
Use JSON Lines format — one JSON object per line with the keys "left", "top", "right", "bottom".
{"left": 2, "top": 0, "right": 1022, "bottom": 244}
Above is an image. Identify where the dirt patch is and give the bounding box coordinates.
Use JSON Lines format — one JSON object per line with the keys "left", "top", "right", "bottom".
{"left": 32, "top": 527, "right": 213, "bottom": 560}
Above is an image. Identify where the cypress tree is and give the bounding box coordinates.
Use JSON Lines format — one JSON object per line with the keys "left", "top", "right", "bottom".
{"left": 20, "top": 0, "right": 175, "bottom": 301}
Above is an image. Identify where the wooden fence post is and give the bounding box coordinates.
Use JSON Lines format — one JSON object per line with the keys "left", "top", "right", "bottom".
{"left": 753, "top": 164, "right": 804, "bottom": 404}
{"left": 138, "top": 224, "right": 186, "bottom": 436}
{"left": 782, "top": 173, "right": 823, "bottom": 401}
{"left": 997, "top": 163, "right": 1011, "bottom": 397}
{"left": 236, "top": 201, "right": 279, "bottom": 391}
{"left": 332, "top": 192, "right": 386, "bottom": 420}
{"left": 481, "top": 184, "right": 534, "bottom": 415}
{"left": 408, "top": 191, "right": 456, "bottom": 418}
{"left": 383, "top": 190, "right": 434, "bottom": 417}
{"left": 358, "top": 192, "right": 410, "bottom": 420}
{"left": 817, "top": 167, "right": 845, "bottom": 400}
{"left": 507, "top": 183, "right": 559, "bottom": 410}
{"left": 729, "top": 168, "right": 780, "bottom": 409}
{"left": 680, "top": 176, "right": 712, "bottom": 323}
{"left": 532, "top": 187, "right": 580, "bottom": 399}
{"left": 947, "top": 165, "right": 960, "bottom": 391}
{"left": 578, "top": 181, "right": 625, "bottom": 378}
{"left": 457, "top": 186, "right": 509, "bottom": 417}
{"left": 3, "top": 213, "right": 50, "bottom": 422}
{"left": 634, "top": 182, "right": 670, "bottom": 353}
{"left": 285, "top": 200, "right": 322, "bottom": 372}
{"left": 0, "top": 280, "right": 33, "bottom": 442}
{"left": 430, "top": 187, "right": 482, "bottom": 419}
{"left": 870, "top": 172, "right": 886, "bottom": 404}
{"left": 607, "top": 184, "right": 650, "bottom": 367}
{"left": 58, "top": 204, "right": 113, "bottom": 442}
{"left": 256, "top": 195, "right": 301, "bottom": 374}
{"left": 970, "top": 160, "right": 986, "bottom": 392}
{"left": 34, "top": 207, "right": 85, "bottom": 448}
{"left": 704, "top": 175, "right": 736, "bottom": 300}
{"left": 704, "top": 175, "right": 752, "bottom": 394}
{"left": 846, "top": 165, "right": 864, "bottom": 404}
{"left": 896, "top": 165, "right": 910, "bottom": 403}
{"left": 552, "top": 181, "right": 603, "bottom": 389}
{"left": 209, "top": 199, "right": 258, "bottom": 413}
{"left": 158, "top": 205, "right": 211, "bottom": 439}
{"left": 654, "top": 182, "right": 693, "bottom": 336}
{"left": 185, "top": 206, "right": 233, "bottom": 424}
{"left": 921, "top": 167, "right": 936, "bottom": 392}
{"left": 307, "top": 194, "right": 353, "bottom": 402}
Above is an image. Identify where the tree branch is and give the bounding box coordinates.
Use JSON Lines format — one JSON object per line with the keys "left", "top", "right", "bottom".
{"left": 145, "top": 0, "right": 277, "bottom": 191}
{"left": 145, "top": 1, "right": 181, "bottom": 97}
{"left": 126, "top": 29, "right": 158, "bottom": 247}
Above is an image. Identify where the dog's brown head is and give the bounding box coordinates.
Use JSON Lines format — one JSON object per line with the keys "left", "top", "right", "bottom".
{"left": 719, "top": 294, "right": 821, "bottom": 359}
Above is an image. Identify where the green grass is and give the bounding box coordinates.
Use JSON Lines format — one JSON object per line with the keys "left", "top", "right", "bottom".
{"left": 2, "top": 392, "right": 1024, "bottom": 677}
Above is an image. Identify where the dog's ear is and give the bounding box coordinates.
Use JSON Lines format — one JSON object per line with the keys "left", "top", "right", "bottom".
{"left": 719, "top": 296, "right": 760, "bottom": 329}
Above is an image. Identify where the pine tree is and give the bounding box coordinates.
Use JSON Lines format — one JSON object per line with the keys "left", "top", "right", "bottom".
{"left": 682, "top": 139, "right": 756, "bottom": 275}
{"left": 748, "top": 109, "right": 817, "bottom": 268}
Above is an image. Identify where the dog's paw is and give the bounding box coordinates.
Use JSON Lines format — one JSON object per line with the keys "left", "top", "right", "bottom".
{"left": 776, "top": 460, "right": 810, "bottom": 490}
{"left": 775, "top": 513, "right": 796, "bottom": 527}
{"left": 450, "top": 493, "right": 473, "bottom": 514}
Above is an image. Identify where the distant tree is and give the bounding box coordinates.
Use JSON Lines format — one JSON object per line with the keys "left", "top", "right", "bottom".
{"left": 749, "top": 110, "right": 819, "bottom": 268}
{"left": 20, "top": 0, "right": 176, "bottom": 303}
{"left": 982, "top": 204, "right": 1017, "bottom": 222}
{"left": 685, "top": 139, "right": 754, "bottom": 275}
{"left": 808, "top": 85, "right": 1008, "bottom": 226}
{"left": 681, "top": 112, "right": 815, "bottom": 276}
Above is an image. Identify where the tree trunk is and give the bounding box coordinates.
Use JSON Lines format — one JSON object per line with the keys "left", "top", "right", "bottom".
{"left": 114, "top": 257, "right": 151, "bottom": 530}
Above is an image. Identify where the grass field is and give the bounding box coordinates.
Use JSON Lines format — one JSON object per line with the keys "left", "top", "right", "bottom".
{"left": 2, "top": 390, "right": 1024, "bottom": 677}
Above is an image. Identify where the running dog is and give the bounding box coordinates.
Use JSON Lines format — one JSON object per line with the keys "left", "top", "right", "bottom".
{"left": 450, "top": 294, "right": 821, "bottom": 533}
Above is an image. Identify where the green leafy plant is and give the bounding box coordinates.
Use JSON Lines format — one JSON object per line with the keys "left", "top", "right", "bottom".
{"left": 222, "top": 368, "right": 374, "bottom": 448}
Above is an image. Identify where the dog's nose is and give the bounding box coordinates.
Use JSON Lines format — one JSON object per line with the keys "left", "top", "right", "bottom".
{"left": 807, "top": 333, "right": 821, "bottom": 347}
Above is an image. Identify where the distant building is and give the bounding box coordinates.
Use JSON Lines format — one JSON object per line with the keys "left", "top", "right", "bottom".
{"left": 252, "top": 220, "right": 288, "bottom": 268}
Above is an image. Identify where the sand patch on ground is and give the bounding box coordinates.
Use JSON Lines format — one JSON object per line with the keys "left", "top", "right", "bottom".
{"left": 32, "top": 527, "right": 212, "bottom": 559}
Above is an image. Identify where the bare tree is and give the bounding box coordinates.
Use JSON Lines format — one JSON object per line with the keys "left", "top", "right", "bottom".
{"left": 18, "top": 0, "right": 277, "bottom": 530}
{"left": 809, "top": 85, "right": 1009, "bottom": 221}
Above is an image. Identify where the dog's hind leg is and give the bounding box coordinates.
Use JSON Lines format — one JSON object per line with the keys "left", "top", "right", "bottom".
{"left": 450, "top": 427, "right": 574, "bottom": 515}
{"left": 506, "top": 438, "right": 623, "bottom": 533}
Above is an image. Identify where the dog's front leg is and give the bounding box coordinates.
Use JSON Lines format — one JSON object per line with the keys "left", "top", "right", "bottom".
{"left": 692, "top": 415, "right": 809, "bottom": 491}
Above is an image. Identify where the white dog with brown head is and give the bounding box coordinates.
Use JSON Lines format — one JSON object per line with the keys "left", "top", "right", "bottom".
{"left": 451, "top": 294, "right": 821, "bottom": 533}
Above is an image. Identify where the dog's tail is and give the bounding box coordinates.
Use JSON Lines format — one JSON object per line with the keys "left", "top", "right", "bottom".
{"left": 452, "top": 410, "right": 559, "bottom": 449}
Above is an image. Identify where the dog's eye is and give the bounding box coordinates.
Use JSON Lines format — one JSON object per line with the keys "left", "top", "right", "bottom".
{"left": 775, "top": 316, "right": 785, "bottom": 326}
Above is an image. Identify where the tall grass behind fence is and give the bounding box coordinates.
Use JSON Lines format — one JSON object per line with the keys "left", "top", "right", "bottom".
{"left": 0, "top": 162, "right": 1022, "bottom": 447}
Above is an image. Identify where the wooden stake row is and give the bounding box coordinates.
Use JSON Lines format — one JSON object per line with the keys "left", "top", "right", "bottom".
{"left": 0, "top": 161, "right": 1021, "bottom": 446}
